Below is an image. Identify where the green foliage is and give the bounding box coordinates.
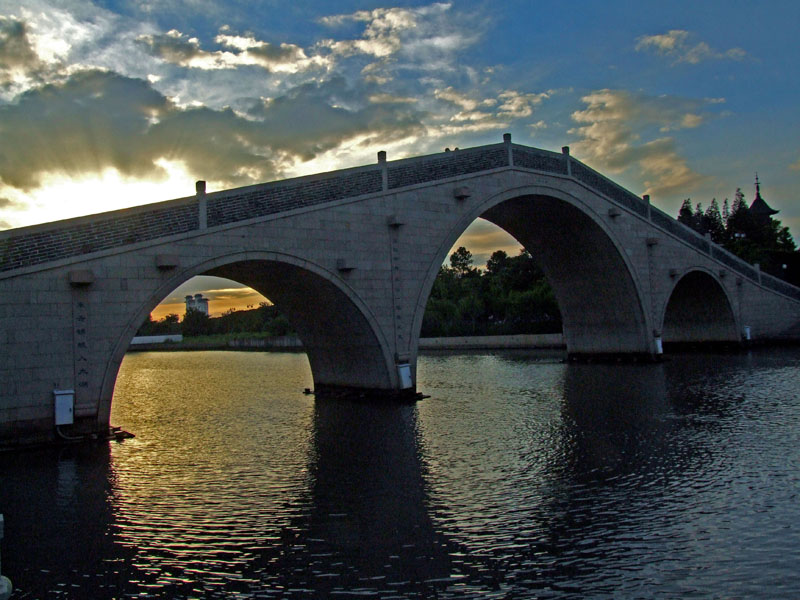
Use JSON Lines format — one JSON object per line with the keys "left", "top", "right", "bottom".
{"left": 703, "top": 199, "right": 725, "bottom": 243}
{"left": 136, "top": 313, "right": 181, "bottom": 336}
{"left": 181, "top": 308, "right": 212, "bottom": 337}
{"left": 422, "top": 248, "right": 561, "bottom": 337}
{"left": 449, "top": 246, "right": 478, "bottom": 278}
{"left": 137, "top": 300, "right": 298, "bottom": 338}
{"left": 678, "top": 198, "right": 694, "bottom": 228}
{"left": 676, "top": 187, "right": 799, "bottom": 284}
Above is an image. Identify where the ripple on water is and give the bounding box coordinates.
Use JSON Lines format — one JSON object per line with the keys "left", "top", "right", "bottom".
{"left": 1, "top": 348, "right": 800, "bottom": 598}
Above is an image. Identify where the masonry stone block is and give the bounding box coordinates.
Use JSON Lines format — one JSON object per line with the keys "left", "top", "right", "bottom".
{"left": 1, "top": 142, "right": 799, "bottom": 444}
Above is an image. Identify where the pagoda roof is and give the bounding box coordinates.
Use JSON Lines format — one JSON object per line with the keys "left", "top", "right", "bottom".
{"left": 749, "top": 175, "right": 779, "bottom": 217}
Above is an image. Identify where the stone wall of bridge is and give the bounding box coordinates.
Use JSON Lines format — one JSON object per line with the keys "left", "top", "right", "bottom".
{"left": 1, "top": 138, "right": 799, "bottom": 445}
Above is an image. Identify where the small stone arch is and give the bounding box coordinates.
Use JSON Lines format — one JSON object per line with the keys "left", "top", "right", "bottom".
{"left": 410, "top": 184, "right": 653, "bottom": 359}
{"left": 661, "top": 269, "right": 739, "bottom": 347}
{"left": 98, "top": 251, "right": 396, "bottom": 425}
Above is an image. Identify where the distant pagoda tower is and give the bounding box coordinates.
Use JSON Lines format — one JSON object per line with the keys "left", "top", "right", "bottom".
{"left": 748, "top": 173, "right": 779, "bottom": 226}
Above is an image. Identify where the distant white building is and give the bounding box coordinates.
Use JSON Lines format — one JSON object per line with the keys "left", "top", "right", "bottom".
{"left": 185, "top": 293, "right": 209, "bottom": 315}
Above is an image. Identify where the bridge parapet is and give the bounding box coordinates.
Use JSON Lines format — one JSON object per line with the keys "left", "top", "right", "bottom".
{"left": 569, "top": 159, "right": 650, "bottom": 218}
{"left": 386, "top": 143, "right": 508, "bottom": 188}
{"left": 0, "top": 200, "right": 198, "bottom": 274}
{"left": 511, "top": 146, "right": 568, "bottom": 175}
{"left": 206, "top": 167, "right": 383, "bottom": 228}
{"left": 1, "top": 138, "right": 800, "bottom": 305}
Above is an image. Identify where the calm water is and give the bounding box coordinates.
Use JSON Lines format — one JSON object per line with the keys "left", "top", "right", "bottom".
{"left": 2, "top": 348, "right": 800, "bottom": 598}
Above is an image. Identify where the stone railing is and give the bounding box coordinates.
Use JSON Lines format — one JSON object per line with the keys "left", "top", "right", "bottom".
{"left": 1, "top": 136, "right": 799, "bottom": 303}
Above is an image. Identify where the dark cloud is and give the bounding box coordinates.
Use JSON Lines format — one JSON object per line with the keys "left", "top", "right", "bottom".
{"left": 0, "top": 16, "right": 44, "bottom": 83}
{"left": 243, "top": 77, "right": 426, "bottom": 159}
{"left": 136, "top": 31, "right": 205, "bottom": 64}
{"left": 0, "top": 68, "right": 427, "bottom": 191}
{"left": 136, "top": 28, "right": 327, "bottom": 73}
{"left": 0, "top": 70, "right": 171, "bottom": 189}
{"left": 245, "top": 41, "right": 307, "bottom": 66}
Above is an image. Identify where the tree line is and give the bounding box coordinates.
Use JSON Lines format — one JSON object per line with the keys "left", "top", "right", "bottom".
{"left": 677, "top": 189, "right": 798, "bottom": 284}
{"left": 137, "top": 247, "right": 562, "bottom": 339}
{"left": 137, "top": 302, "right": 292, "bottom": 338}
{"left": 140, "top": 192, "right": 798, "bottom": 340}
{"left": 421, "top": 247, "right": 561, "bottom": 337}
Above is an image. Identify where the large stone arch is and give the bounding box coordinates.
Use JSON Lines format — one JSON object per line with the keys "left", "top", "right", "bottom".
{"left": 661, "top": 269, "right": 739, "bottom": 346}
{"left": 410, "top": 184, "right": 652, "bottom": 358}
{"left": 98, "top": 251, "right": 396, "bottom": 424}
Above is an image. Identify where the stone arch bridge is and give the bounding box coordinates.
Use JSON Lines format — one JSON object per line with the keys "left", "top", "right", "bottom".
{"left": 2, "top": 134, "right": 800, "bottom": 444}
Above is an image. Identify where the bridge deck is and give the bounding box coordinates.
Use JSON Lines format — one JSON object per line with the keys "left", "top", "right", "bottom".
{"left": 1, "top": 141, "right": 798, "bottom": 302}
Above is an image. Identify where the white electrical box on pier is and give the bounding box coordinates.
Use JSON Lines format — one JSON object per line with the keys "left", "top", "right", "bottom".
{"left": 54, "top": 389, "right": 75, "bottom": 426}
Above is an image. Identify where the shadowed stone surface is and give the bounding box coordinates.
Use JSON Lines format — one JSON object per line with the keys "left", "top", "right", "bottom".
{"left": 1, "top": 137, "right": 799, "bottom": 445}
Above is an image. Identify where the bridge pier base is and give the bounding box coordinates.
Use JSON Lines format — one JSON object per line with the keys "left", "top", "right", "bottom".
{"left": 0, "top": 515, "right": 12, "bottom": 600}
{"left": 312, "top": 384, "right": 425, "bottom": 403}
{"left": 567, "top": 352, "right": 663, "bottom": 363}
{"left": 661, "top": 340, "right": 746, "bottom": 353}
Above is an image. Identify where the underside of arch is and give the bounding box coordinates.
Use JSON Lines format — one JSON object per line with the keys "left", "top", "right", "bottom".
{"left": 205, "top": 260, "right": 395, "bottom": 392}
{"left": 480, "top": 194, "right": 650, "bottom": 356}
{"left": 100, "top": 256, "right": 397, "bottom": 427}
{"left": 662, "top": 270, "right": 739, "bottom": 346}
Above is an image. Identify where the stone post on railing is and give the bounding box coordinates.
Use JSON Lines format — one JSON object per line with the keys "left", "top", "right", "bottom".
{"left": 504, "top": 133, "right": 513, "bottom": 166}
{"left": 196, "top": 180, "right": 207, "bottom": 230}
{"left": 562, "top": 146, "right": 571, "bottom": 176}
{"left": 0, "top": 514, "right": 11, "bottom": 600}
{"left": 378, "top": 151, "right": 388, "bottom": 191}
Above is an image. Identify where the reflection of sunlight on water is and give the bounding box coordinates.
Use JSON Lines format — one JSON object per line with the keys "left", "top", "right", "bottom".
{"left": 109, "top": 351, "right": 317, "bottom": 581}
{"left": 2, "top": 348, "right": 799, "bottom": 597}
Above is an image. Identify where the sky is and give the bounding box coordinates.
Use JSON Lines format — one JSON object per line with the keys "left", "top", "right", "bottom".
{"left": 1, "top": 0, "right": 798, "bottom": 319}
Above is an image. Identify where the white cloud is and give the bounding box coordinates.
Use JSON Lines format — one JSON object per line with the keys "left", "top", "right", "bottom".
{"left": 434, "top": 86, "right": 495, "bottom": 111}
{"left": 368, "top": 92, "right": 416, "bottom": 104}
{"left": 318, "top": 3, "right": 482, "bottom": 83}
{"left": 432, "top": 86, "right": 550, "bottom": 128}
{"left": 319, "top": 4, "right": 442, "bottom": 57}
{"left": 497, "top": 90, "right": 548, "bottom": 118}
{"left": 137, "top": 27, "right": 331, "bottom": 73}
{"left": 569, "top": 89, "right": 713, "bottom": 197}
{"left": 635, "top": 29, "right": 747, "bottom": 65}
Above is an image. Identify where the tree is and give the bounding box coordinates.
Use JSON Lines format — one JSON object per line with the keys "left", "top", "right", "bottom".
{"left": 449, "top": 246, "right": 476, "bottom": 277}
{"left": 727, "top": 188, "right": 749, "bottom": 237}
{"left": 136, "top": 313, "right": 181, "bottom": 336}
{"left": 421, "top": 247, "right": 562, "bottom": 337}
{"left": 486, "top": 250, "right": 510, "bottom": 276}
{"left": 678, "top": 199, "right": 694, "bottom": 228}
{"left": 703, "top": 199, "right": 725, "bottom": 243}
{"left": 182, "top": 308, "right": 211, "bottom": 337}
{"left": 267, "top": 314, "right": 292, "bottom": 336}
{"left": 693, "top": 202, "right": 704, "bottom": 232}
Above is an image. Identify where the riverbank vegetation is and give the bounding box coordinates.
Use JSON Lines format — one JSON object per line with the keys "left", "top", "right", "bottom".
{"left": 140, "top": 196, "right": 799, "bottom": 341}
{"left": 138, "top": 246, "right": 562, "bottom": 340}
{"left": 137, "top": 302, "right": 292, "bottom": 338}
{"left": 421, "top": 247, "right": 561, "bottom": 337}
